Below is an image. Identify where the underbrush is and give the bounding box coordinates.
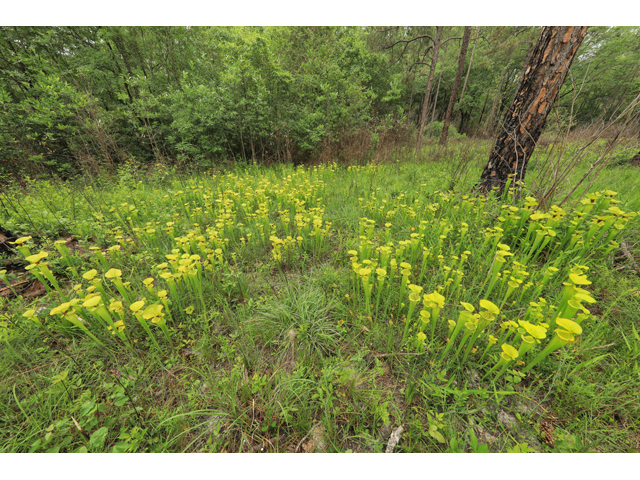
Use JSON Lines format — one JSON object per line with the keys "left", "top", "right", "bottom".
{"left": 1, "top": 151, "right": 639, "bottom": 452}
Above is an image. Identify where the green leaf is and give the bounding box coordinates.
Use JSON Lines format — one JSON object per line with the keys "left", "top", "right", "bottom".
{"left": 432, "top": 430, "right": 446, "bottom": 443}
{"left": 111, "top": 443, "right": 128, "bottom": 453}
{"left": 470, "top": 432, "right": 479, "bottom": 450}
{"left": 428, "top": 425, "right": 446, "bottom": 443}
{"left": 52, "top": 369, "right": 69, "bottom": 385}
{"left": 507, "top": 442, "right": 536, "bottom": 453}
{"left": 79, "top": 400, "right": 97, "bottom": 417}
{"left": 89, "top": 427, "right": 109, "bottom": 451}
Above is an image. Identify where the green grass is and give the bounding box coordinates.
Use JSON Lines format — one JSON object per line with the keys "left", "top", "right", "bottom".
{"left": 1, "top": 140, "right": 639, "bottom": 452}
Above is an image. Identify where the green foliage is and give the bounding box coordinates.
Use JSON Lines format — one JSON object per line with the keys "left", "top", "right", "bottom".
{"left": 252, "top": 283, "right": 340, "bottom": 361}
{"left": 0, "top": 26, "right": 381, "bottom": 174}
{"left": 425, "top": 120, "right": 465, "bottom": 140}
{"left": 4, "top": 25, "right": 637, "bottom": 178}
{"left": 563, "top": 27, "right": 640, "bottom": 123}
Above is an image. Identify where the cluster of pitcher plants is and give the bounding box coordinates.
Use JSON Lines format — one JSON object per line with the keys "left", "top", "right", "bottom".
{"left": 10, "top": 162, "right": 638, "bottom": 383}
{"left": 348, "top": 184, "right": 634, "bottom": 380}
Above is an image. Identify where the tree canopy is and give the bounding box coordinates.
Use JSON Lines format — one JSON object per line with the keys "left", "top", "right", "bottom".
{"left": 1, "top": 26, "right": 637, "bottom": 176}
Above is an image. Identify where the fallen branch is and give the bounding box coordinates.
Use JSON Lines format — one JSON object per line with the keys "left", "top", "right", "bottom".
{"left": 0, "top": 280, "right": 30, "bottom": 296}
{"left": 584, "top": 342, "right": 616, "bottom": 351}
{"left": 385, "top": 425, "right": 404, "bottom": 453}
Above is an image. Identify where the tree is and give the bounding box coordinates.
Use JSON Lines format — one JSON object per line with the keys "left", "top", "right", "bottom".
{"left": 482, "top": 46, "right": 515, "bottom": 137}
{"left": 416, "top": 26, "right": 443, "bottom": 159}
{"left": 458, "top": 27, "right": 480, "bottom": 106}
{"left": 562, "top": 27, "right": 640, "bottom": 123}
{"left": 477, "top": 26, "right": 589, "bottom": 194}
{"left": 439, "top": 26, "right": 472, "bottom": 145}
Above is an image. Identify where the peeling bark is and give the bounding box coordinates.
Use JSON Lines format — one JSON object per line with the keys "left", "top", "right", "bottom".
{"left": 478, "top": 26, "right": 588, "bottom": 195}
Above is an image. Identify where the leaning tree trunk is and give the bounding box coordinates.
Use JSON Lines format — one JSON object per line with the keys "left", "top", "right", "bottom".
{"left": 478, "top": 26, "right": 588, "bottom": 195}
{"left": 416, "top": 26, "right": 443, "bottom": 160}
{"left": 439, "top": 26, "right": 472, "bottom": 146}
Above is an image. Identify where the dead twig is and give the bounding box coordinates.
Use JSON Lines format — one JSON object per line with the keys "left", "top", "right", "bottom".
{"left": 71, "top": 415, "right": 91, "bottom": 442}
{"left": 1, "top": 352, "right": 89, "bottom": 385}
{"left": 295, "top": 422, "right": 322, "bottom": 453}
{"left": 374, "top": 352, "right": 424, "bottom": 358}
{"left": 584, "top": 342, "right": 616, "bottom": 351}
{"left": 0, "top": 280, "right": 30, "bottom": 296}
{"left": 385, "top": 425, "right": 404, "bottom": 453}
{"left": 338, "top": 325, "right": 369, "bottom": 353}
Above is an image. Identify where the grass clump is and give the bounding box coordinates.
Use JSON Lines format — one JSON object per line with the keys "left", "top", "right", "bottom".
{"left": 251, "top": 283, "right": 340, "bottom": 362}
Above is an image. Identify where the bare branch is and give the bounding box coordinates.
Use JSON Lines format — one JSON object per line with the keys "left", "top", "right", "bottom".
{"left": 381, "top": 34, "right": 435, "bottom": 50}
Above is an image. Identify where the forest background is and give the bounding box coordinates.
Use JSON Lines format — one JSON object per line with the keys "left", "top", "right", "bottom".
{"left": 2, "top": 25, "right": 639, "bottom": 177}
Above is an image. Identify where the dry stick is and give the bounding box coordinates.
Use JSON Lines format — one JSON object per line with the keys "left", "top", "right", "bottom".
{"left": 613, "top": 264, "right": 634, "bottom": 272}
{"left": 544, "top": 69, "right": 590, "bottom": 203}
{"left": 552, "top": 134, "right": 608, "bottom": 206}
{"left": 338, "top": 325, "right": 369, "bottom": 353}
{"left": 374, "top": 352, "right": 423, "bottom": 358}
{"left": 584, "top": 342, "right": 616, "bottom": 351}
{"left": 561, "top": 134, "right": 622, "bottom": 210}
{"left": 531, "top": 67, "right": 590, "bottom": 206}
{"left": 1, "top": 352, "right": 89, "bottom": 385}
{"left": 71, "top": 415, "right": 91, "bottom": 442}
{"left": 0, "top": 192, "right": 46, "bottom": 239}
{"left": 385, "top": 425, "right": 404, "bottom": 453}
{"left": 604, "top": 64, "right": 640, "bottom": 123}
{"left": 559, "top": 91, "right": 640, "bottom": 208}
{"left": 113, "top": 373, "right": 144, "bottom": 425}
{"left": 295, "top": 422, "right": 322, "bottom": 453}
{"left": 0, "top": 280, "right": 30, "bottom": 296}
{"left": 253, "top": 434, "right": 284, "bottom": 453}
{"left": 531, "top": 91, "right": 582, "bottom": 201}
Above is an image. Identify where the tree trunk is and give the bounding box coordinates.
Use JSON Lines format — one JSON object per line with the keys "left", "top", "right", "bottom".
{"left": 478, "top": 26, "right": 589, "bottom": 195}
{"left": 439, "top": 26, "right": 472, "bottom": 146}
{"left": 455, "top": 27, "right": 480, "bottom": 134}
{"left": 477, "top": 93, "right": 489, "bottom": 130}
{"left": 406, "top": 72, "right": 416, "bottom": 125}
{"left": 458, "top": 109, "right": 467, "bottom": 134}
{"left": 427, "top": 29, "right": 450, "bottom": 137}
{"left": 416, "top": 26, "right": 443, "bottom": 160}
{"left": 458, "top": 27, "right": 480, "bottom": 111}
{"left": 483, "top": 48, "right": 514, "bottom": 137}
